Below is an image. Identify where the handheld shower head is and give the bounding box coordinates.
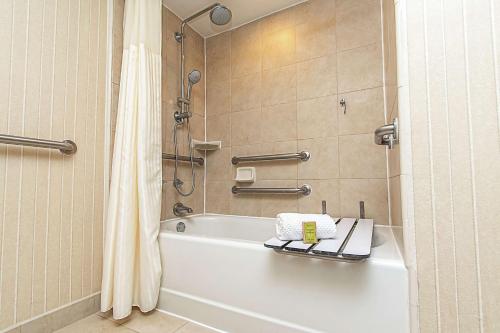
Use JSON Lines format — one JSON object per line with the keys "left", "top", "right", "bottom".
{"left": 188, "top": 69, "right": 201, "bottom": 85}
{"left": 187, "top": 69, "right": 201, "bottom": 100}
{"left": 210, "top": 4, "right": 232, "bottom": 26}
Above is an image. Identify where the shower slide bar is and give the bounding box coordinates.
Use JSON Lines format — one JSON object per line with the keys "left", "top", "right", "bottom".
{"left": 232, "top": 184, "right": 312, "bottom": 196}
{"left": 162, "top": 153, "right": 204, "bottom": 166}
{"left": 231, "top": 151, "right": 310, "bottom": 165}
{"left": 0, "top": 133, "right": 77, "bottom": 155}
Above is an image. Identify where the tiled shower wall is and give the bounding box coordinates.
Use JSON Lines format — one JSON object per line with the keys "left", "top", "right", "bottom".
{"left": 112, "top": 1, "right": 206, "bottom": 220}
{"left": 205, "top": 0, "right": 390, "bottom": 222}
{"left": 0, "top": 0, "right": 107, "bottom": 330}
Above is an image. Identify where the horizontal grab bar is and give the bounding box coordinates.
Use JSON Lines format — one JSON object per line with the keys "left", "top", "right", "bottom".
{"left": 231, "top": 151, "right": 310, "bottom": 165}
{"left": 0, "top": 134, "right": 77, "bottom": 155}
{"left": 232, "top": 184, "right": 312, "bottom": 196}
{"left": 162, "top": 153, "right": 204, "bottom": 166}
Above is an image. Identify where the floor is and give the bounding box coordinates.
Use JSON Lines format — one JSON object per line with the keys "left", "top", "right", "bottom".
{"left": 54, "top": 309, "right": 217, "bottom": 333}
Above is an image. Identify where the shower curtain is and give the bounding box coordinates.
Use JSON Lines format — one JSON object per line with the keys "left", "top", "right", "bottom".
{"left": 101, "top": 0, "right": 162, "bottom": 319}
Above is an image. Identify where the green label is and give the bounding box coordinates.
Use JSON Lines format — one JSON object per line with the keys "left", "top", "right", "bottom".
{"left": 302, "top": 221, "right": 317, "bottom": 244}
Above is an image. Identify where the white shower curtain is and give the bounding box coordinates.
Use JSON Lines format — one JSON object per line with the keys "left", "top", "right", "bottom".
{"left": 101, "top": 0, "right": 162, "bottom": 319}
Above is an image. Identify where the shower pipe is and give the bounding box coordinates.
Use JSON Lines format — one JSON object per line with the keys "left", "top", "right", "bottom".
{"left": 0, "top": 133, "right": 77, "bottom": 155}
{"left": 231, "top": 151, "right": 311, "bottom": 165}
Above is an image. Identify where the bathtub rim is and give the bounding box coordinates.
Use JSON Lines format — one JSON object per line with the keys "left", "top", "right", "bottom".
{"left": 159, "top": 214, "right": 406, "bottom": 268}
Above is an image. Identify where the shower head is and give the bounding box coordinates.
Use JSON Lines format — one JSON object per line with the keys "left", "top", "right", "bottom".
{"left": 187, "top": 69, "right": 201, "bottom": 100}
{"left": 188, "top": 69, "right": 201, "bottom": 85}
{"left": 210, "top": 4, "right": 232, "bottom": 26}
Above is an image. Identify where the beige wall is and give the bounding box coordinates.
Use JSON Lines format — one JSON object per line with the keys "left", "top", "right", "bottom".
{"left": 397, "top": 0, "right": 500, "bottom": 331}
{"left": 205, "top": 0, "right": 390, "bottom": 222}
{"left": 382, "top": 0, "right": 401, "bottom": 227}
{"left": 0, "top": 0, "right": 107, "bottom": 330}
{"left": 111, "top": 1, "right": 206, "bottom": 220}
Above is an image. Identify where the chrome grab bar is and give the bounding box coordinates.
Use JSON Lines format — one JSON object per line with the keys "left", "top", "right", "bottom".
{"left": 232, "top": 184, "right": 312, "bottom": 196}
{"left": 0, "top": 133, "right": 77, "bottom": 155}
{"left": 162, "top": 153, "right": 204, "bottom": 166}
{"left": 231, "top": 151, "right": 310, "bottom": 165}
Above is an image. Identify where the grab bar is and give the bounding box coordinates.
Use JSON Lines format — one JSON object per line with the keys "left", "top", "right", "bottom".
{"left": 232, "top": 184, "right": 312, "bottom": 196}
{"left": 162, "top": 153, "right": 204, "bottom": 166}
{"left": 231, "top": 151, "right": 310, "bottom": 165}
{"left": 0, "top": 133, "right": 77, "bottom": 155}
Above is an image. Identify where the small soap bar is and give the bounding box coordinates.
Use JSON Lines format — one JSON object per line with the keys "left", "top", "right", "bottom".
{"left": 302, "top": 221, "right": 317, "bottom": 244}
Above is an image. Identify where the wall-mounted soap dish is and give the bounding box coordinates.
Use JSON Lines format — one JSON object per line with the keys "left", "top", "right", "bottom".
{"left": 235, "top": 167, "right": 256, "bottom": 183}
{"left": 191, "top": 139, "right": 221, "bottom": 151}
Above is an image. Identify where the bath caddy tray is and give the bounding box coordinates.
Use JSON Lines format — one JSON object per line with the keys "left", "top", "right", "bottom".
{"left": 264, "top": 218, "right": 374, "bottom": 263}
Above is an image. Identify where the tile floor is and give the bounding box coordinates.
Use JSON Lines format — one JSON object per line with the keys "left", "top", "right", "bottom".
{"left": 54, "top": 309, "right": 217, "bottom": 333}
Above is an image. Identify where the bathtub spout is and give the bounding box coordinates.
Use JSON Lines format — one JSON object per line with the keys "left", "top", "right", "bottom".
{"left": 173, "top": 202, "right": 193, "bottom": 216}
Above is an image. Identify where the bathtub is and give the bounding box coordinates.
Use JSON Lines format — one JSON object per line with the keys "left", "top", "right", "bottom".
{"left": 158, "top": 214, "right": 409, "bottom": 333}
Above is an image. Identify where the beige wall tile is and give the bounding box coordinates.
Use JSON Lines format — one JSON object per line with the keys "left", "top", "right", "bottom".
{"left": 231, "top": 73, "right": 261, "bottom": 112}
{"left": 207, "top": 79, "right": 230, "bottom": 116}
{"left": 337, "top": 43, "right": 383, "bottom": 93}
{"left": 294, "top": 0, "right": 336, "bottom": 26}
{"left": 259, "top": 180, "right": 299, "bottom": 217}
{"left": 298, "top": 137, "right": 339, "bottom": 179}
{"left": 336, "top": 0, "right": 381, "bottom": 51}
{"left": 261, "top": 65, "right": 297, "bottom": 106}
{"left": 261, "top": 103, "right": 297, "bottom": 142}
{"left": 297, "top": 95, "right": 338, "bottom": 139}
{"left": 230, "top": 108, "right": 262, "bottom": 146}
{"left": 206, "top": 181, "right": 232, "bottom": 214}
{"left": 298, "top": 179, "right": 340, "bottom": 216}
{"left": 262, "top": 27, "right": 296, "bottom": 70}
{"left": 260, "top": 6, "right": 297, "bottom": 33}
{"left": 340, "top": 179, "right": 388, "bottom": 224}
{"left": 339, "top": 134, "right": 387, "bottom": 178}
{"left": 297, "top": 55, "right": 337, "bottom": 101}
{"left": 389, "top": 176, "right": 402, "bottom": 226}
{"left": 338, "top": 87, "right": 385, "bottom": 135}
{"left": 296, "top": 22, "right": 336, "bottom": 62}
{"left": 206, "top": 148, "right": 232, "bottom": 181}
{"left": 230, "top": 190, "right": 262, "bottom": 216}
{"left": 231, "top": 21, "right": 261, "bottom": 78}
{"left": 206, "top": 113, "right": 231, "bottom": 147}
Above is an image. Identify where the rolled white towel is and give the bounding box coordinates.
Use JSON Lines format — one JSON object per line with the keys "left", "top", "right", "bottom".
{"left": 276, "top": 213, "right": 337, "bottom": 241}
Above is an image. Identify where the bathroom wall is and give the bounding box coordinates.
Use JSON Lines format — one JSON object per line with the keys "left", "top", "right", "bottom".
{"left": 396, "top": 0, "right": 500, "bottom": 331}
{"left": 382, "top": 0, "right": 401, "bottom": 227}
{"left": 205, "top": 0, "right": 390, "bottom": 223}
{"left": 0, "top": 0, "right": 107, "bottom": 330}
{"left": 112, "top": 1, "right": 206, "bottom": 220}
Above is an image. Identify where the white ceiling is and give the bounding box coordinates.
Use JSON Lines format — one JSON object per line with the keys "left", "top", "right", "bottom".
{"left": 162, "top": 0, "right": 307, "bottom": 38}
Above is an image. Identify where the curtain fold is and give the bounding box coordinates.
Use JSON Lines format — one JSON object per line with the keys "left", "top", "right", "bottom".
{"left": 101, "top": 0, "right": 162, "bottom": 319}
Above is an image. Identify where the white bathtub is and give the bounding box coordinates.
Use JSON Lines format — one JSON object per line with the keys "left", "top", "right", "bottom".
{"left": 158, "top": 214, "right": 409, "bottom": 333}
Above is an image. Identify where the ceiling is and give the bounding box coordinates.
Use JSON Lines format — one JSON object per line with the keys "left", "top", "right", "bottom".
{"left": 162, "top": 0, "right": 307, "bottom": 38}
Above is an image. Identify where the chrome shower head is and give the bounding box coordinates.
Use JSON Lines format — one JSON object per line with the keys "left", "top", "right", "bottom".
{"left": 187, "top": 69, "right": 201, "bottom": 100}
{"left": 210, "top": 4, "right": 232, "bottom": 26}
{"left": 188, "top": 69, "right": 201, "bottom": 85}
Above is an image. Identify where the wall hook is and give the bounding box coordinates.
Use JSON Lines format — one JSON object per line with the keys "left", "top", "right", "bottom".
{"left": 340, "top": 98, "right": 346, "bottom": 114}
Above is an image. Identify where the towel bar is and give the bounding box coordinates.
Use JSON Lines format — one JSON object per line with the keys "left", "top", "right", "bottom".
{"left": 232, "top": 184, "right": 311, "bottom": 196}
